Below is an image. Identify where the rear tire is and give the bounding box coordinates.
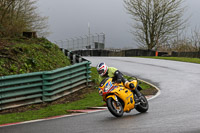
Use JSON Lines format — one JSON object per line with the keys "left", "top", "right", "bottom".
{"left": 106, "top": 97, "right": 124, "bottom": 117}
{"left": 135, "top": 93, "right": 149, "bottom": 113}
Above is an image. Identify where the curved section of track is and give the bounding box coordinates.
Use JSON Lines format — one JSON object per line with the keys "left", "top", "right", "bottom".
{"left": 1, "top": 57, "right": 200, "bottom": 133}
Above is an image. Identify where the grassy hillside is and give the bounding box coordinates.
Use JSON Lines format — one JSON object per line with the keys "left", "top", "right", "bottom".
{"left": 0, "top": 38, "right": 71, "bottom": 76}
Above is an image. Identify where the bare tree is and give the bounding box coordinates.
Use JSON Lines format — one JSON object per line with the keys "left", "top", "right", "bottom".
{"left": 190, "top": 27, "right": 200, "bottom": 52}
{"left": 0, "top": 0, "right": 48, "bottom": 37}
{"left": 124, "top": 0, "right": 187, "bottom": 50}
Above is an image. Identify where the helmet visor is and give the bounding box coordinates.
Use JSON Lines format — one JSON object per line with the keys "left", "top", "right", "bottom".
{"left": 98, "top": 69, "right": 104, "bottom": 75}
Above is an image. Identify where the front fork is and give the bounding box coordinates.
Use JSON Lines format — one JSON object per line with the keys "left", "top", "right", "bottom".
{"left": 133, "top": 88, "right": 142, "bottom": 97}
{"left": 106, "top": 95, "right": 120, "bottom": 106}
{"left": 132, "top": 88, "right": 142, "bottom": 104}
{"left": 114, "top": 95, "right": 121, "bottom": 106}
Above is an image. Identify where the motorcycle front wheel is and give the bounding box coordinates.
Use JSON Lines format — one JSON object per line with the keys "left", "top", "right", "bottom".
{"left": 135, "top": 93, "right": 149, "bottom": 113}
{"left": 106, "top": 97, "right": 124, "bottom": 117}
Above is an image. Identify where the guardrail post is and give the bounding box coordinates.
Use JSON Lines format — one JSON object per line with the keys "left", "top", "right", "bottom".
{"left": 78, "top": 57, "right": 82, "bottom": 63}
{"left": 67, "top": 51, "right": 70, "bottom": 58}
{"left": 73, "top": 54, "right": 76, "bottom": 64}
{"left": 86, "top": 62, "right": 89, "bottom": 86}
{"left": 42, "top": 73, "right": 47, "bottom": 102}
{"left": 0, "top": 77, "right": 3, "bottom": 111}
{"left": 86, "top": 61, "right": 91, "bottom": 86}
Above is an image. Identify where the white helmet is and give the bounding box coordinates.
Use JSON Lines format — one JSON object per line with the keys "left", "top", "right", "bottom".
{"left": 96, "top": 62, "right": 108, "bottom": 76}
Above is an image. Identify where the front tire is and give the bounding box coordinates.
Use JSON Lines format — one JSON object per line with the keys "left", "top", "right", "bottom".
{"left": 135, "top": 93, "right": 149, "bottom": 113}
{"left": 106, "top": 97, "right": 124, "bottom": 117}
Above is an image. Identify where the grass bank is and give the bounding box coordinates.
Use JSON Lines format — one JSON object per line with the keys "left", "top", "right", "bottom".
{"left": 0, "top": 38, "right": 71, "bottom": 76}
{"left": 0, "top": 67, "right": 156, "bottom": 125}
{"left": 139, "top": 56, "right": 200, "bottom": 64}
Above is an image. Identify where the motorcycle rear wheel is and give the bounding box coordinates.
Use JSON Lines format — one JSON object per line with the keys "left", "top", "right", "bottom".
{"left": 135, "top": 93, "right": 149, "bottom": 113}
{"left": 106, "top": 97, "right": 124, "bottom": 117}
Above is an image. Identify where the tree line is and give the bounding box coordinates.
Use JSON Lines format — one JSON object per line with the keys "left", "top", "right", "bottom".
{"left": 124, "top": 0, "right": 200, "bottom": 52}
{"left": 1, "top": 0, "right": 199, "bottom": 52}
{"left": 0, "top": 0, "right": 48, "bottom": 38}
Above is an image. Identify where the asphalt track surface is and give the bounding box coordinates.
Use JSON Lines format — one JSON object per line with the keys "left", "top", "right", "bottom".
{"left": 1, "top": 57, "right": 200, "bottom": 133}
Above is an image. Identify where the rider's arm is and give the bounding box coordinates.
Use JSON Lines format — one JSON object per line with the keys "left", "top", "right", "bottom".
{"left": 114, "top": 70, "right": 135, "bottom": 89}
{"left": 114, "top": 70, "right": 127, "bottom": 83}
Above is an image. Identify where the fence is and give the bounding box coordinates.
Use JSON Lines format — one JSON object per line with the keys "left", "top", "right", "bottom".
{"left": 0, "top": 52, "right": 91, "bottom": 111}
{"left": 125, "top": 49, "right": 156, "bottom": 56}
{"left": 55, "top": 33, "right": 105, "bottom": 51}
{"left": 172, "top": 51, "right": 200, "bottom": 58}
{"left": 72, "top": 49, "right": 169, "bottom": 57}
{"left": 72, "top": 49, "right": 155, "bottom": 56}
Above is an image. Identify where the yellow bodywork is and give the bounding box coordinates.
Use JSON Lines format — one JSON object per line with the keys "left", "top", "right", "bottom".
{"left": 100, "top": 78, "right": 138, "bottom": 112}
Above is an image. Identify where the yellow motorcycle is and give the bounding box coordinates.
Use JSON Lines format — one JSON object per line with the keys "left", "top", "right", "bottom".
{"left": 99, "top": 77, "right": 149, "bottom": 117}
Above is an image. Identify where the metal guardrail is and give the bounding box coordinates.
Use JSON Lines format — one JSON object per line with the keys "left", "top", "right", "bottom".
{"left": 63, "top": 49, "right": 88, "bottom": 64}
{"left": 0, "top": 52, "right": 91, "bottom": 111}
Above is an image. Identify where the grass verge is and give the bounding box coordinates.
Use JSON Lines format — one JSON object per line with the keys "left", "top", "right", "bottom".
{"left": 0, "top": 67, "right": 157, "bottom": 125}
{"left": 139, "top": 56, "right": 200, "bottom": 64}
{"left": 0, "top": 89, "right": 103, "bottom": 124}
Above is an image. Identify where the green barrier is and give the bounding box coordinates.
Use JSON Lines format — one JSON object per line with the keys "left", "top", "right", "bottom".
{"left": 0, "top": 73, "right": 43, "bottom": 87}
{"left": 1, "top": 94, "right": 43, "bottom": 104}
{"left": 0, "top": 59, "right": 91, "bottom": 110}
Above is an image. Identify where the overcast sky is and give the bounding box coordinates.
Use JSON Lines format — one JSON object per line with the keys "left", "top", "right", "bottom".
{"left": 37, "top": 0, "right": 200, "bottom": 49}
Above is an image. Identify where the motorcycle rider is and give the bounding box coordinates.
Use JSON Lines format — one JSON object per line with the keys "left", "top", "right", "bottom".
{"left": 96, "top": 62, "right": 135, "bottom": 93}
